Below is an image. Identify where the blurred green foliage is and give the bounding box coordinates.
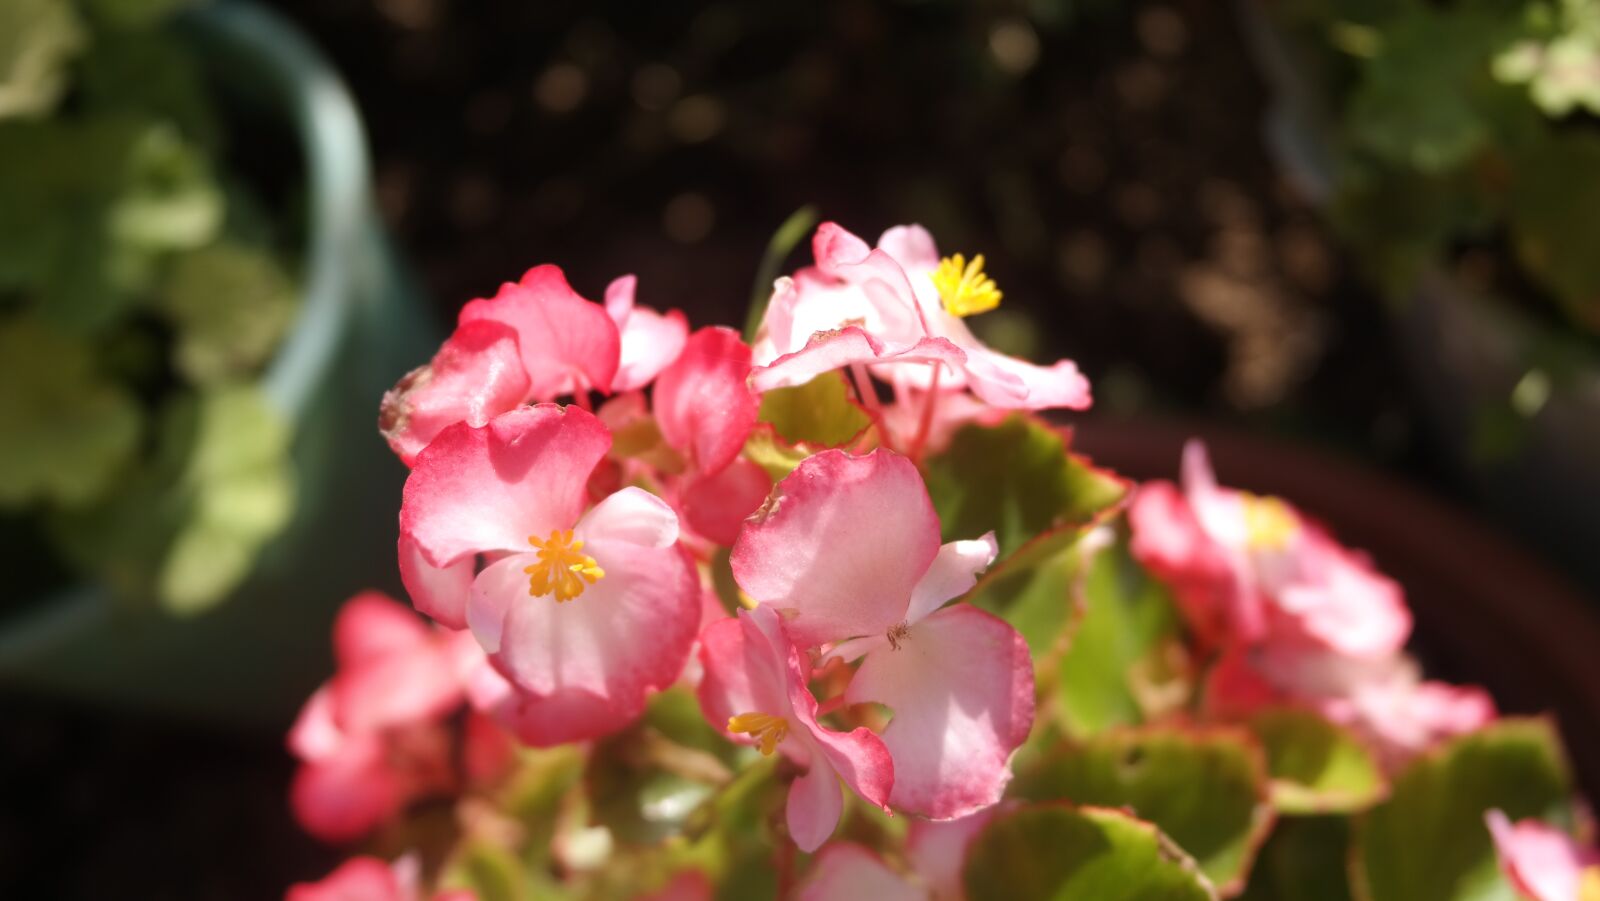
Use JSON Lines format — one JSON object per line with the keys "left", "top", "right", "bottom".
{"left": 0, "top": 0, "right": 298, "bottom": 615}
{"left": 1274, "top": 0, "right": 1600, "bottom": 337}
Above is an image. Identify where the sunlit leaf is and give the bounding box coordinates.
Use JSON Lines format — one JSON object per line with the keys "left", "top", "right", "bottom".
{"left": 1012, "top": 728, "right": 1274, "bottom": 894}
{"left": 1353, "top": 718, "right": 1572, "bottom": 901}
{"left": 962, "top": 804, "right": 1217, "bottom": 901}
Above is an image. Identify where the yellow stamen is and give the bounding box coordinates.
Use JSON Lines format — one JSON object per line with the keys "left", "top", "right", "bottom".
{"left": 931, "top": 253, "right": 1002, "bottom": 317}
{"left": 523, "top": 529, "right": 605, "bottom": 602}
{"left": 728, "top": 711, "right": 789, "bottom": 756}
{"left": 1581, "top": 867, "right": 1600, "bottom": 901}
{"left": 1241, "top": 493, "right": 1297, "bottom": 551}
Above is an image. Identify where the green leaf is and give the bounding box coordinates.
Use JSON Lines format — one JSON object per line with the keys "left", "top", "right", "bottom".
{"left": 964, "top": 532, "right": 1086, "bottom": 673}
{"left": 1353, "top": 718, "right": 1573, "bottom": 901}
{"left": 0, "top": 318, "right": 142, "bottom": 507}
{"left": 438, "top": 839, "right": 526, "bottom": 901}
{"left": 924, "top": 414, "right": 1128, "bottom": 560}
{"left": 0, "top": 0, "right": 84, "bottom": 121}
{"left": 1012, "top": 728, "right": 1274, "bottom": 894}
{"left": 741, "top": 425, "right": 814, "bottom": 483}
{"left": 109, "top": 124, "right": 223, "bottom": 254}
{"left": 1345, "top": 8, "right": 1518, "bottom": 173}
{"left": 756, "top": 372, "right": 872, "bottom": 448}
{"left": 1251, "top": 709, "right": 1386, "bottom": 815}
{"left": 1056, "top": 533, "right": 1185, "bottom": 738}
{"left": 962, "top": 804, "right": 1217, "bottom": 901}
{"left": 1236, "top": 817, "right": 1354, "bottom": 901}
{"left": 51, "top": 383, "right": 294, "bottom": 612}
{"left": 161, "top": 242, "right": 298, "bottom": 383}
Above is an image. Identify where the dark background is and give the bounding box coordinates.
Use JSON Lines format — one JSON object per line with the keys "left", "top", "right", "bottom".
{"left": 4, "top": 1, "right": 1585, "bottom": 898}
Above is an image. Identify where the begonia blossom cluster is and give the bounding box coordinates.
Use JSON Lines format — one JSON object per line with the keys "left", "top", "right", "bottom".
{"left": 283, "top": 221, "right": 1587, "bottom": 901}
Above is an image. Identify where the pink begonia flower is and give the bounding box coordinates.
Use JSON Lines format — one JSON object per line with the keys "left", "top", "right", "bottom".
{"left": 379, "top": 320, "right": 532, "bottom": 467}
{"left": 1205, "top": 648, "right": 1496, "bottom": 770}
{"left": 653, "top": 326, "right": 761, "bottom": 476}
{"left": 750, "top": 222, "right": 1090, "bottom": 412}
{"left": 286, "top": 854, "right": 476, "bottom": 901}
{"left": 457, "top": 264, "right": 622, "bottom": 402}
{"left": 288, "top": 593, "right": 476, "bottom": 843}
{"left": 604, "top": 275, "right": 689, "bottom": 393}
{"left": 382, "top": 267, "right": 687, "bottom": 468}
{"left": 1487, "top": 810, "right": 1600, "bottom": 901}
{"left": 1129, "top": 441, "right": 1410, "bottom": 658}
{"left": 651, "top": 326, "right": 769, "bottom": 545}
{"left": 696, "top": 605, "right": 894, "bottom": 852}
{"left": 399, "top": 404, "right": 700, "bottom": 746}
{"left": 731, "top": 449, "right": 1033, "bottom": 819}
{"left": 798, "top": 843, "right": 926, "bottom": 901}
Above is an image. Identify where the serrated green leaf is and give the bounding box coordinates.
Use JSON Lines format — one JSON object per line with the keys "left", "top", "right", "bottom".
{"left": 1012, "top": 728, "right": 1274, "bottom": 894}
{"left": 1056, "top": 534, "right": 1185, "bottom": 738}
{"left": 0, "top": 317, "right": 142, "bottom": 507}
{"left": 924, "top": 414, "right": 1127, "bottom": 560}
{"left": 1250, "top": 709, "right": 1386, "bottom": 815}
{"left": 161, "top": 242, "right": 298, "bottom": 383}
{"left": 0, "top": 0, "right": 83, "bottom": 121}
{"left": 1353, "top": 718, "right": 1573, "bottom": 901}
{"left": 756, "top": 371, "right": 872, "bottom": 448}
{"left": 962, "top": 804, "right": 1217, "bottom": 901}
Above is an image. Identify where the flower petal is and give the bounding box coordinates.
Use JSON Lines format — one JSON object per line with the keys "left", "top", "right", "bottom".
{"left": 749, "top": 328, "right": 965, "bottom": 394}
{"left": 286, "top": 857, "right": 407, "bottom": 901}
{"left": 1128, "top": 481, "right": 1247, "bottom": 648}
{"left": 845, "top": 604, "right": 1033, "bottom": 819}
{"left": 577, "top": 485, "right": 680, "bottom": 549}
{"left": 379, "top": 319, "right": 531, "bottom": 466}
{"left": 787, "top": 757, "right": 846, "bottom": 854}
{"left": 731, "top": 449, "right": 941, "bottom": 647}
{"left": 467, "top": 538, "right": 699, "bottom": 745}
{"left": 653, "top": 326, "right": 759, "bottom": 474}
{"left": 400, "top": 404, "right": 610, "bottom": 566}
{"left": 877, "top": 224, "right": 941, "bottom": 274}
{"left": 694, "top": 608, "right": 802, "bottom": 756}
{"left": 1487, "top": 810, "right": 1597, "bottom": 901}
{"left": 799, "top": 843, "right": 924, "bottom": 901}
{"left": 288, "top": 734, "right": 403, "bottom": 844}
{"left": 331, "top": 591, "right": 433, "bottom": 669}
{"left": 458, "top": 264, "right": 620, "bottom": 400}
{"left": 905, "top": 534, "right": 998, "bottom": 625}
{"left": 682, "top": 458, "right": 773, "bottom": 547}
{"left": 959, "top": 346, "right": 1093, "bottom": 411}
{"left": 606, "top": 273, "right": 691, "bottom": 392}
{"left": 397, "top": 533, "right": 475, "bottom": 630}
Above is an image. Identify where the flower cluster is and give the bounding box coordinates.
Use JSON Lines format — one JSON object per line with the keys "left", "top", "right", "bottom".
{"left": 284, "top": 220, "right": 1586, "bottom": 901}
{"left": 1128, "top": 441, "right": 1495, "bottom": 769}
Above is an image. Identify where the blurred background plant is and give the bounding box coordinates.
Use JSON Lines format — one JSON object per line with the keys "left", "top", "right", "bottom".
{"left": 0, "top": 0, "right": 299, "bottom": 615}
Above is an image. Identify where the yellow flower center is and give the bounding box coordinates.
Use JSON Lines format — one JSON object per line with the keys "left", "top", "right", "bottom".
{"left": 727, "top": 711, "right": 789, "bottom": 756}
{"left": 1241, "top": 493, "right": 1297, "bottom": 551}
{"left": 932, "top": 253, "right": 1002, "bottom": 317}
{"left": 524, "top": 529, "right": 605, "bottom": 602}
{"left": 1581, "top": 867, "right": 1600, "bottom": 901}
